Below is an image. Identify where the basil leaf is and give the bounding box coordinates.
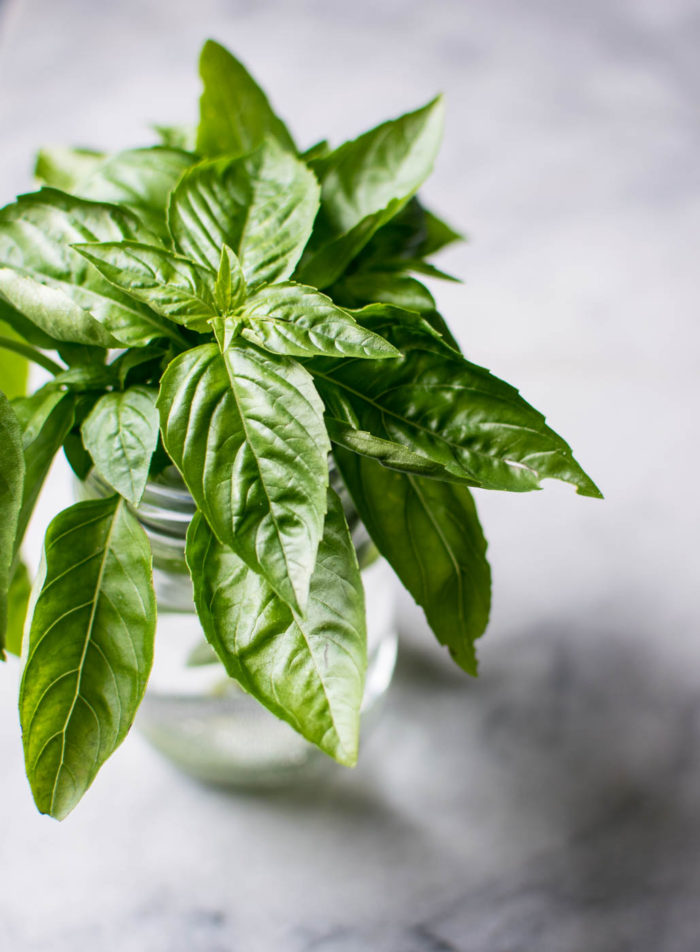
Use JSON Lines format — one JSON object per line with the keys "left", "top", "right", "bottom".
{"left": 75, "top": 147, "right": 195, "bottom": 239}
{"left": 187, "top": 487, "right": 366, "bottom": 764}
{"left": 158, "top": 342, "right": 330, "bottom": 611}
{"left": 34, "top": 147, "right": 105, "bottom": 191}
{"left": 312, "top": 312, "right": 602, "bottom": 497}
{"left": 50, "top": 364, "right": 117, "bottom": 393}
{"left": 240, "top": 282, "right": 399, "bottom": 359}
{"left": 294, "top": 202, "right": 405, "bottom": 290}
{"left": 74, "top": 240, "right": 220, "bottom": 330}
{"left": 315, "top": 97, "right": 444, "bottom": 240}
{"left": 81, "top": 386, "right": 159, "bottom": 505}
{"left": 63, "top": 430, "right": 93, "bottom": 480}
{"left": 4, "top": 560, "right": 31, "bottom": 657}
{"left": 197, "top": 39, "right": 295, "bottom": 157}
{"left": 0, "top": 394, "right": 24, "bottom": 653}
{"left": 168, "top": 141, "right": 319, "bottom": 287}
{"left": 0, "top": 189, "right": 182, "bottom": 347}
{"left": 333, "top": 271, "right": 436, "bottom": 313}
{"left": 331, "top": 274, "right": 461, "bottom": 351}
{"left": 12, "top": 386, "right": 76, "bottom": 555}
{"left": 0, "top": 324, "right": 29, "bottom": 398}
{"left": 336, "top": 450, "right": 490, "bottom": 674}
{"left": 19, "top": 495, "right": 155, "bottom": 819}
{"left": 325, "top": 417, "right": 451, "bottom": 477}
{"left": 214, "top": 244, "right": 247, "bottom": 315}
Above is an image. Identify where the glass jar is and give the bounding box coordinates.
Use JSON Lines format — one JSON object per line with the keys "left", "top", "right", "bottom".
{"left": 80, "top": 466, "right": 398, "bottom": 786}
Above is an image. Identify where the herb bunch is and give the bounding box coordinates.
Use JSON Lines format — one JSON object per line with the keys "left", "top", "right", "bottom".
{"left": 0, "top": 40, "right": 600, "bottom": 819}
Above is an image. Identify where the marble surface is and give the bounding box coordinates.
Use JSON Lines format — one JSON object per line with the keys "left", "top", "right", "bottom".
{"left": 1, "top": 0, "right": 699, "bottom": 949}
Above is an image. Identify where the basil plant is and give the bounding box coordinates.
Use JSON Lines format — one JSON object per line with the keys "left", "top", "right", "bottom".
{"left": 0, "top": 40, "right": 600, "bottom": 819}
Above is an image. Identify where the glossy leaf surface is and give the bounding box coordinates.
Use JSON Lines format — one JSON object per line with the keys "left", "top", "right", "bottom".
{"left": 312, "top": 311, "right": 601, "bottom": 497}
{"left": 81, "top": 386, "right": 160, "bottom": 505}
{"left": 19, "top": 496, "right": 155, "bottom": 819}
{"left": 158, "top": 342, "right": 330, "bottom": 610}
{"left": 74, "top": 241, "right": 219, "bottom": 330}
{"left": 336, "top": 450, "right": 490, "bottom": 674}
{"left": 75, "top": 147, "right": 194, "bottom": 238}
{"left": 315, "top": 97, "right": 444, "bottom": 239}
{"left": 197, "top": 39, "right": 296, "bottom": 157}
{"left": 0, "top": 189, "right": 179, "bottom": 347}
{"left": 187, "top": 488, "right": 366, "bottom": 764}
{"left": 12, "top": 386, "right": 75, "bottom": 554}
{"left": 0, "top": 394, "right": 24, "bottom": 652}
{"left": 168, "top": 142, "right": 319, "bottom": 287}
{"left": 241, "top": 282, "right": 399, "bottom": 359}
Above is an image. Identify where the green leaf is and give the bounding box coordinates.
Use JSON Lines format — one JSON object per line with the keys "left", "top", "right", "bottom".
{"left": 12, "top": 386, "right": 76, "bottom": 556}
{"left": 19, "top": 495, "right": 155, "bottom": 819}
{"left": 0, "top": 189, "right": 182, "bottom": 347}
{"left": 0, "top": 394, "right": 25, "bottom": 654}
{"left": 336, "top": 450, "right": 490, "bottom": 674}
{"left": 333, "top": 271, "right": 436, "bottom": 313}
{"left": 295, "top": 98, "right": 445, "bottom": 288}
{"left": 214, "top": 244, "right": 247, "bottom": 315}
{"left": 240, "top": 282, "right": 400, "bottom": 359}
{"left": 153, "top": 124, "right": 197, "bottom": 151}
{"left": 294, "top": 200, "right": 405, "bottom": 290}
{"left": 63, "top": 430, "right": 93, "bottom": 480}
{"left": 197, "top": 39, "right": 296, "bottom": 158}
{"left": 331, "top": 272, "right": 461, "bottom": 351}
{"left": 5, "top": 560, "right": 31, "bottom": 657}
{"left": 167, "top": 141, "right": 319, "bottom": 287}
{"left": 75, "top": 147, "right": 195, "bottom": 239}
{"left": 158, "top": 342, "right": 330, "bottom": 610}
{"left": 186, "top": 488, "right": 366, "bottom": 764}
{"left": 315, "top": 97, "right": 444, "bottom": 239}
{"left": 325, "top": 417, "right": 451, "bottom": 477}
{"left": 74, "top": 240, "right": 220, "bottom": 331}
{"left": 34, "top": 147, "right": 105, "bottom": 191}
{"left": 49, "top": 363, "right": 117, "bottom": 393}
{"left": 0, "top": 323, "right": 29, "bottom": 398}
{"left": 81, "top": 386, "right": 160, "bottom": 505}
{"left": 311, "top": 311, "right": 602, "bottom": 497}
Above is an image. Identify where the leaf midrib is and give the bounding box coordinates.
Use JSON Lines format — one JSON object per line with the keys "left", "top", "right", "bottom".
{"left": 48, "top": 499, "right": 121, "bottom": 815}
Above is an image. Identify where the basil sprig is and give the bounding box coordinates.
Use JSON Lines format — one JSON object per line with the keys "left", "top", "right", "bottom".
{"left": 0, "top": 39, "right": 601, "bottom": 819}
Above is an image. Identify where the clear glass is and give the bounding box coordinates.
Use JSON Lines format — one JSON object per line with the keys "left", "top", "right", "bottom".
{"left": 81, "top": 467, "right": 398, "bottom": 786}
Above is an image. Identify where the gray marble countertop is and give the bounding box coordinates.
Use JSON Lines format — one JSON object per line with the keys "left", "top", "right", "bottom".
{"left": 1, "top": 0, "right": 699, "bottom": 949}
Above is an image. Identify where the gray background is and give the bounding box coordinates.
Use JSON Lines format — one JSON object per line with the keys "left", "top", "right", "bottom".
{"left": 1, "top": 0, "right": 699, "bottom": 949}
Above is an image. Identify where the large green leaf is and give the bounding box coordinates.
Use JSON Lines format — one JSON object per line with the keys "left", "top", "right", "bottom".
{"left": 81, "top": 386, "right": 160, "bottom": 505}
{"left": 167, "top": 141, "right": 319, "bottom": 287}
{"left": 296, "top": 97, "right": 444, "bottom": 289}
{"left": 12, "top": 386, "right": 76, "bottom": 556}
{"left": 158, "top": 342, "right": 330, "bottom": 610}
{"left": 75, "top": 147, "right": 194, "bottom": 239}
{"left": 197, "top": 39, "right": 296, "bottom": 157}
{"left": 0, "top": 394, "right": 25, "bottom": 654}
{"left": 311, "top": 310, "right": 602, "bottom": 497}
{"left": 294, "top": 200, "right": 404, "bottom": 291}
{"left": 336, "top": 450, "right": 490, "bottom": 674}
{"left": 0, "top": 189, "right": 182, "bottom": 347}
{"left": 186, "top": 488, "right": 366, "bottom": 764}
{"left": 19, "top": 495, "right": 155, "bottom": 819}
{"left": 74, "top": 240, "right": 221, "bottom": 329}
{"left": 316, "top": 97, "right": 444, "bottom": 240}
{"left": 240, "top": 282, "right": 399, "bottom": 359}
